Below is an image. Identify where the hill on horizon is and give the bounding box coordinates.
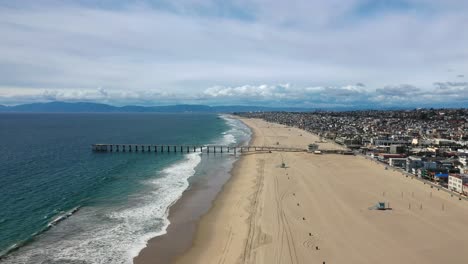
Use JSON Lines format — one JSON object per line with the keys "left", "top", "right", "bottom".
{"left": 0, "top": 101, "right": 315, "bottom": 113}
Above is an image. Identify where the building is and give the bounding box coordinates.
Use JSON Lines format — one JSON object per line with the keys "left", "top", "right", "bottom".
{"left": 434, "top": 172, "right": 449, "bottom": 182}
{"left": 372, "top": 138, "right": 411, "bottom": 146}
{"left": 423, "top": 161, "right": 437, "bottom": 170}
{"left": 459, "top": 156, "right": 467, "bottom": 167}
{"left": 389, "top": 158, "right": 407, "bottom": 168}
{"left": 377, "top": 153, "right": 406, "bottom": 161}
{"left": 420, "top": 169, "right": 432, "bottom": 179}
{"left": 434, "top": 138, "right": 457, "bottom": 146}
{"left": 448, "top": 174, "right": 468, "bottom": 193}
{"left": 406, "top": 156, "right": 423, "bottom": 173}
{"left": 390, "top": 145, "right": 406, "bottom": 154}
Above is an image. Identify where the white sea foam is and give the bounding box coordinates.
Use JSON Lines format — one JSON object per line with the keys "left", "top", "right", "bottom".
{"left": 222, "top": 133, "right": 236, "bottom": 145}
{"left": 219, "top": 115, "right": 251, "bottom": 146}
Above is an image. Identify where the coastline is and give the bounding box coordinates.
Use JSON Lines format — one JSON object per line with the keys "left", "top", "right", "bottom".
{"left": 171, "top": 117, "right": 264, "bottom": 264}
{"left": 134, "top": 115, "right": 250, "bottom": 264}
{"left": 134, "top": 153, "right": 242, "bottom": 264}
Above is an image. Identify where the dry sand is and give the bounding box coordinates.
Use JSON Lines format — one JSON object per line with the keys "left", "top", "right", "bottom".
{"left": 172, "top": 118, "right": 468, "bottom": 264}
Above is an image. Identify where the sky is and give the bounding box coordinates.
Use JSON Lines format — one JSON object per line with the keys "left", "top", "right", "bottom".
{"left": 0, "top": 0, "right": 467, "bottom": 108}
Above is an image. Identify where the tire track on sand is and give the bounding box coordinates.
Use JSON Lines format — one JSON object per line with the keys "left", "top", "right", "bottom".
{"left": 242, "top": 155, "right": 269, "bottom": 263}
{"left": 271, "top": 153, "right": 299, "bottom": 264}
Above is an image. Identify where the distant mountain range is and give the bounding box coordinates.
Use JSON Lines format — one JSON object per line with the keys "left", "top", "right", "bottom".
{"left": 0, "top": 101, "right": 314, "bottom": 113}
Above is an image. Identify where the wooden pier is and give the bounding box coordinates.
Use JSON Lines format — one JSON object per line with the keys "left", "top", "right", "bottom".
{"left": 92, "top": 144, "right": 307, "bottom": 154}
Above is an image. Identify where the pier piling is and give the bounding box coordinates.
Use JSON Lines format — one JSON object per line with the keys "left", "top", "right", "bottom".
{"left": 93, "top": 144, "right": 307, "bottom": 155}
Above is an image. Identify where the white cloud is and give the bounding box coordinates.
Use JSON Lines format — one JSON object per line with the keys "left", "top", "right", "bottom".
{"left": 375, "top": 84, "right": 422, "bottom": 96}
{"left": 0, "top": 1, "right": 467, "bottom": 107}
{"left": 203, "top": 84, "right": 292, "bottom": 99}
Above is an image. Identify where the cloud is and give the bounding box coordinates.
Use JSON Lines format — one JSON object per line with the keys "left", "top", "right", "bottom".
{"left": 202, "top": 83, "right": 369, "bottom": 103}
{"left": 371, "top": 82, "right": 468, "bottom": 105}
{"left": 433, "top": 82, "right": 468, "bottom": 89}
{"left": 203, "top": 84, "right": 292, "bottom": 99}
{"left": 322, "top": 85, "right": 367, "bottom": 97}
{"left": 375, "top": 84, "right": 422, "bottom": 96}
{"left": 97, "top": 87, "right": 108, "bottom": 97}
{"left": 0, "top": 1, "right": 467, "bottom": 107}
{"left": 431, "top": 82, "right": 468, "bottom": 101}
{"left": 0, "top": 87, "right": 197, "bottom": 106}
{"left": 203, "top": 83, "right": 380, "bottom": 106}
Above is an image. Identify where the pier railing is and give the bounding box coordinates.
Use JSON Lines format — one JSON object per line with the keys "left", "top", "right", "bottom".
{"left": 91, "top": 144, "right": 307, "bottom": 154}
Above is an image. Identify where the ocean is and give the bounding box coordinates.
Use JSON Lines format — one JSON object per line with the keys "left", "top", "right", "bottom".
{"left": 0, "top": 113, "right": 250, "bottom": 263}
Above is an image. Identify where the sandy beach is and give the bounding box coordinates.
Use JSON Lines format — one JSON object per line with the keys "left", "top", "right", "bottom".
{"left": 166, "top": 117, "right": 468, "bottom": 264}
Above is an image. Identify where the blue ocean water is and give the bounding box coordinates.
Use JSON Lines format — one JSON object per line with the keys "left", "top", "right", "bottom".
{"left": 0, "top": 113, "right": 250, "bottom": 263}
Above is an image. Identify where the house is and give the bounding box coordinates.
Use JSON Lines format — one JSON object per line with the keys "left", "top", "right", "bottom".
{"left": 434, "top": 138, "right": 456, "bottom": 146}
{"left": 434, "top": 172, "right": 449, "bottom": 183}
{"left": 423, "top": 161, "right": 437, "bottom": 170}
{"left": 390, "top": 145, "right": 406, "bottom": 154}
{"left": 389, "top": 158, "right": 407, "bottom": 168}
{"left": 459, "top": 156, "right": 467, "bottom": 167}
{"left": 448, "top": 174, "right": 468, "bottom": 193}
{"left": 372, "top": 138, "right": 411, "bottom": 146}
{"left": 406, "top": 156, "right": 423, "bottom": 173}
{"left": 378, "top": 153, "right": 406, "bottom": 159}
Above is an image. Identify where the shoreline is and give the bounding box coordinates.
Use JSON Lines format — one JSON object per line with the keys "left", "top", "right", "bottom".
{"left": 172, "top": 117, "right": 268, "bottom": 264}
{"left": 134, "top": 154, "right": 243, "bottom": 264}
{"left": 134, "top": 116, "right": 251, "bottom": 264}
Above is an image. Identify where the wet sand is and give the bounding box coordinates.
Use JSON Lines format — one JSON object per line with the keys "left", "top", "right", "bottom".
{"left": 171, "top": 118, "right": 468, "bottom": 264}
{"left": 134, "top": 154, "right": 238, "bottom": 264}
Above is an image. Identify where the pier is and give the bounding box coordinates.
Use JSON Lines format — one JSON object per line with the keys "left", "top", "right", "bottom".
{"left": 92, "top": 144, "right": 307, "bottom": 154}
